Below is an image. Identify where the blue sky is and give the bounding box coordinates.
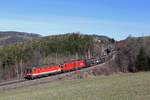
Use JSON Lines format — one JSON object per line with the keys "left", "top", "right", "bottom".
{"left": 0, "top": 0, "right": 150, "bottom": 40}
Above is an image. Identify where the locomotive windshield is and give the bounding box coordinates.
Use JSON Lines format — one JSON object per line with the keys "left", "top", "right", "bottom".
{"left": 27, "top": 68, "right": 32, "bottom": 72}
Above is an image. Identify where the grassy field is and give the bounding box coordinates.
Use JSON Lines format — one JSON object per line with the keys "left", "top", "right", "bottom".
{"left": 0, "top": 72, "right": 150, "bottom": 100}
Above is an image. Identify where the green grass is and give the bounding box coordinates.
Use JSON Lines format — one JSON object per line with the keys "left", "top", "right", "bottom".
{"left": 0, "top": 72, "right": 150, "bottom": 100}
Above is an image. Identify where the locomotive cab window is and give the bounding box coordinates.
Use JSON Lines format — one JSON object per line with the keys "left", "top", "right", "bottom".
{"left": 27, "top": 68, "right": 32, "bottom": 72}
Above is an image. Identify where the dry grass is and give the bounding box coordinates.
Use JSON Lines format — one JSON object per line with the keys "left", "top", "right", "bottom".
{"left": 0, "top": 72, "right": 150, "bottom": 100}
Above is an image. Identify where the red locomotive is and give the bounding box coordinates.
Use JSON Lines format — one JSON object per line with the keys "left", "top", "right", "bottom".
{"left": 25, "top": 60, "right": 86, "bottom": 80}
{"left": 25, "top": 64, "right": 61, "bottom": 79}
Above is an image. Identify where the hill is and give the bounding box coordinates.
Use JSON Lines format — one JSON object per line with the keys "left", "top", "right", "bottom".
{"left": 0, "top": 33, "right": 115, "bottom": 80}
{"left": 0, "top": 72, "right": 150, "bottom": 100}
{"left": 0, "top": 31, "right": 41, "bottom": 45}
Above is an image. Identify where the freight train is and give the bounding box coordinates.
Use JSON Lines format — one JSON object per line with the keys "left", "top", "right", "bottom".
{"left": 25, "top": 53, "right": 113, "bottom": 80}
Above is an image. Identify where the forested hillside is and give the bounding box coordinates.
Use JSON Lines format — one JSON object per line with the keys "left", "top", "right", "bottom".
{"left": 115, "top": 36, "right": 150, "bottom": 72}
{"left": 0, "top": 33, "right": 114, "bottom": 80}
{"left": 0, "top": 31, "right": 41, "bottom": 45}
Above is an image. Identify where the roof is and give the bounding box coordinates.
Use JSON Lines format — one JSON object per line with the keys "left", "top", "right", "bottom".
{"left": 28, "top": 63, "right": 59, "bottom": 69}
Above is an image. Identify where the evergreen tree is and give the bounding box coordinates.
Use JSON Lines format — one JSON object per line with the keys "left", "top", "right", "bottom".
{"left": 137, "top": 47, "right": 149, "bottom": 71}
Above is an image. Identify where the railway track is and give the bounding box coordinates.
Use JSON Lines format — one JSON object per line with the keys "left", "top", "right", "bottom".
{"left": 0, "top": 79, "right": 26, "bottom": 87}
{"left": 0, "top": 53, "right": 116, "bottom": 88}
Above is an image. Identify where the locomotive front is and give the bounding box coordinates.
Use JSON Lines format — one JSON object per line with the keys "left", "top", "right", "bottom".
{"left": 24, "top": 67, "right": 34, "bottom": 80}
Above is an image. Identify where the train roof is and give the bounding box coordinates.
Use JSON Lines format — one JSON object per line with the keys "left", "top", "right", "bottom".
{"left": 27, "top": 59, "right": 84, "bottom": 69}
{"left": 28, "top": 63, "right": 59, "bottom": 69}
